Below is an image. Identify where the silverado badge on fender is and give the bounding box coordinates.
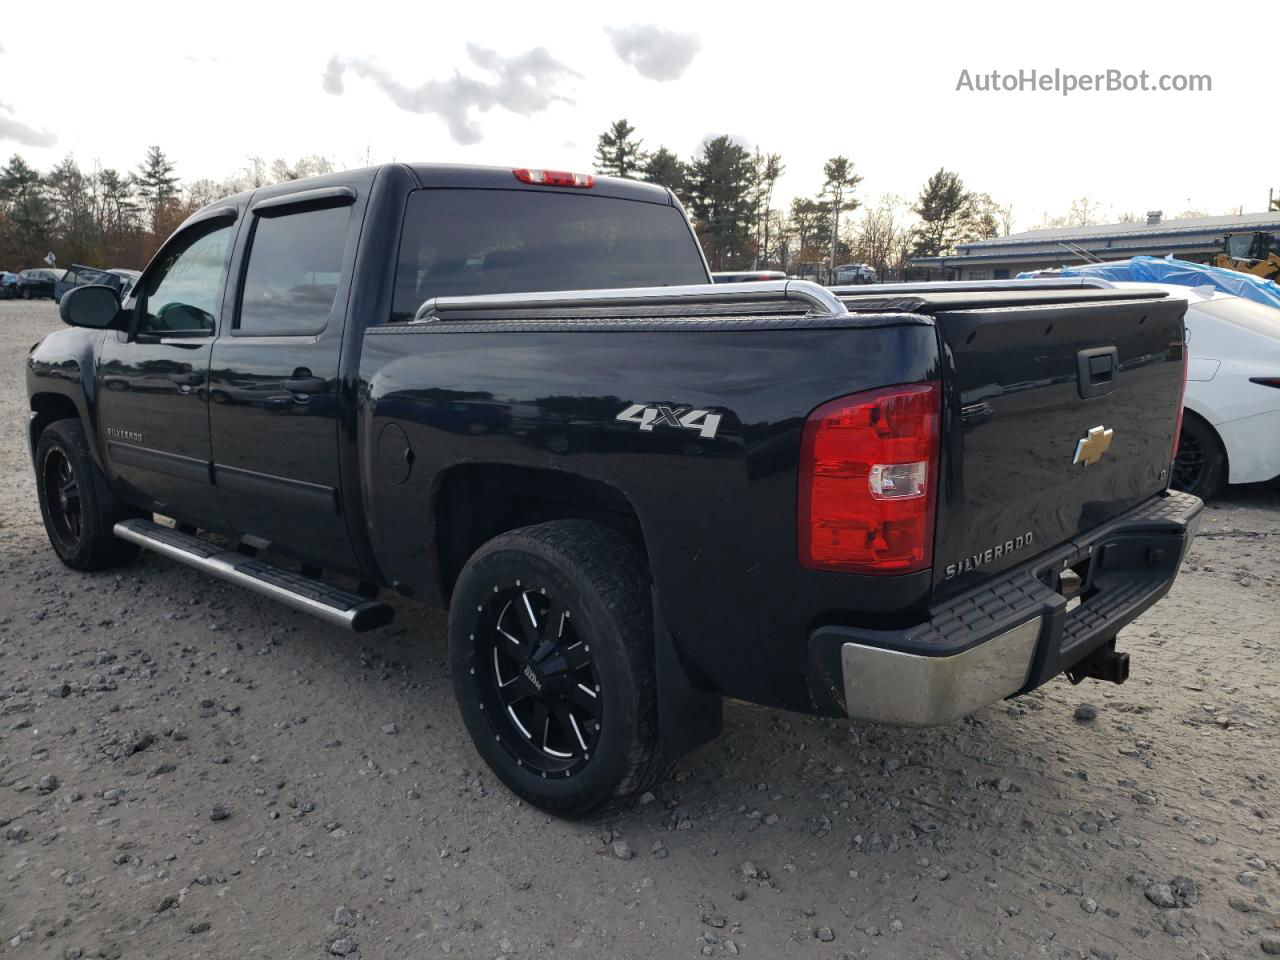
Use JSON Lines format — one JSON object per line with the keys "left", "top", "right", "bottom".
{"left": 1073, "top": 425, "right": 1114, "bottom": 466}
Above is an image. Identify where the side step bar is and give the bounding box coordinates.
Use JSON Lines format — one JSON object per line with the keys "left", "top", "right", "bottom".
{"left": 113, "top": 519, "right": 394, "bottom": 632}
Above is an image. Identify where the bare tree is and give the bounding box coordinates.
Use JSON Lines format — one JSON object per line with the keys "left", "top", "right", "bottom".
{"left": 750, "top": 151, "right": 784, "bottom": 268}
{"left": 1068, "top": 196, "right": 1105, "bottom": 226}
{"left": 997, "top": 202, "right": 1015, "bottom": 236}
{"left": 821, "top": 156, "right": 862, "bottom": 274}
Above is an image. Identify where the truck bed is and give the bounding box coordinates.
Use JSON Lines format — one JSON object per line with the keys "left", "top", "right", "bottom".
{"left": 360, "top": 280, "right": 1189, "bottom": 713}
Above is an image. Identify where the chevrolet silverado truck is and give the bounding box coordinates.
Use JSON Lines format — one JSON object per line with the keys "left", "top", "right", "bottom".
{"left": 28, "top": 163, "right": 1202, "bottom": 816}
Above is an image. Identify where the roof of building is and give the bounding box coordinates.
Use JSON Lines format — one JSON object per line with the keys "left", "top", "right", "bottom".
{"left": 961, "top": 210, "right": 1280, "bottom": 252}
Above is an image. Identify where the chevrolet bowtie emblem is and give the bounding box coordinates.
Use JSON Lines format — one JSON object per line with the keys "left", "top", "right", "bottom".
{"left": 1073, "top": 425, "right": 1114, "bottom": 466}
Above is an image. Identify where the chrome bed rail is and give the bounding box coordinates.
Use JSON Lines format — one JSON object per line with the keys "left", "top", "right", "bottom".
{"left": 412, "top": 279, "right": 851, "bottom": 323}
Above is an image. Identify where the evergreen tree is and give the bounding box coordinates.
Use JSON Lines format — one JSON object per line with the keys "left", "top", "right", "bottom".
{"left": 641, "top": 146, "right": 688, "bottom": 202}
{"left": 133, "top": 145, "right": 179, "bottom": 226}
{"left": 0, "top": 154, "right": 53, "bottom": 261}
{"left": 593, "top": 119, "right": 645, "bottom": 179}
{"left": 686, "top": 136, "right": 755, "bottom": 270}
{"left": 910, "top": 168, "right": 973, "bottom": 258}
{"left": 47, "top": 156, "right": 94, "bottom": 262}
{"left": 96, "top": 168, "right": 139, "bottom": 235}
{"left": 788, "top": 196, "right": 831, "bottom": 262}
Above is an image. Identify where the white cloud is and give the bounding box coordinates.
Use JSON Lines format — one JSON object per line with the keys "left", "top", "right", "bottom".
{"left": 322, "top": 45, "right": 578, "bottom": 145}
{"left": 0, "top": 104, "right": 56, "bottom": 148}
{"left": 604, "top": 24, "right": 701, "bottom": 82}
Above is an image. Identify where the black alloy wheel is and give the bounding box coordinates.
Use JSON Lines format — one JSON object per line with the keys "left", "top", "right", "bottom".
{"left": 1171, "top": 432, "right": 1206, "bottom": 491}
{"left": 475, "top": 583, "right": 603, "bottom": 776}
{"left": 41, "top": 446, "right": 82, "bottom": 552}
{"left": 34, "top": 418, "right": 141, "bottom": 570}
{"left": 449, "top": 519, "right": 662, "bottom": 817}
{"left": 1170, "top": 414, "right": 1226, "bottom": 500}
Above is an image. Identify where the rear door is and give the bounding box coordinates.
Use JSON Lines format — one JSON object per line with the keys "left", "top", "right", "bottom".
{"left": 208, "top": 181, "right": 365, "bottom": 573}
{"left": 926, "top": 291, "right": 1187, "bottom": 597}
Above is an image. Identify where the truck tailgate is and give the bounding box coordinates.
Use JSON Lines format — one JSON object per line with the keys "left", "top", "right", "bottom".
{"left": 930, "top": 293, "right": 1186, "bottom": 596}
{"left": 837, "top": 289, "right": 1188, "bottom": 599}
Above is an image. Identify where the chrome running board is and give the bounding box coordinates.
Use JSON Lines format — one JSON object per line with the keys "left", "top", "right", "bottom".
{"left": 113, "top": 518, "right": 393, "bottom": 633}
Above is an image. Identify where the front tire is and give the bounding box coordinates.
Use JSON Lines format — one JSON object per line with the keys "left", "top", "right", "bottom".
{"left": 449, "top": 520, "right": 661, "bottom": 818}
{"left": 1171, "top": 413, "right": 1226, "bottom": 500}
{"left": 35, "top": 419, "right": 141, "bottom": 570}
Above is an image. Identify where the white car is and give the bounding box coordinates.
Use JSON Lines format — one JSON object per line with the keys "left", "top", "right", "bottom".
{"left": 833, "top": 277, "right": 1280, "bottom": 498}
{"left": 1111, "top": 282, "right": 1280, "bottom": 498}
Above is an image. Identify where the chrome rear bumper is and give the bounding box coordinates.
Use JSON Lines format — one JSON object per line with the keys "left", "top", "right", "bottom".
{"left": 840, "top": 618, "right": 1041, "bottom": 726}
{"left": 811, "top": 489, "right": 1203, "bottom": 725}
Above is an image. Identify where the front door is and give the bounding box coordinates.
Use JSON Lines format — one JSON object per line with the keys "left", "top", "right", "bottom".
{"left": 208, "top": 189, "right": 360, "bottom": 572}
{"left": 98, "top": 216, "right": 237, "bottom": 532}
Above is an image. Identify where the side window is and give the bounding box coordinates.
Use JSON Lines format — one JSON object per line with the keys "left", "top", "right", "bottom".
{"left": 237, "top": 205, "right": 350, "bottom": 336}
{"left": 140, "top": 223, "right": 234, "bottom": 334}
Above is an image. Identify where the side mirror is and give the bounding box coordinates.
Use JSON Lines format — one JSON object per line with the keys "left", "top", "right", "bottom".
{"left": 60, "top": 284, "right": 122, "bottom": 329}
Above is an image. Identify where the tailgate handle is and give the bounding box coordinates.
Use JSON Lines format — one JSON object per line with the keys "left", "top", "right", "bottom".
{"left": 1077, "top": 346, "right": 1119, "bottom": 399}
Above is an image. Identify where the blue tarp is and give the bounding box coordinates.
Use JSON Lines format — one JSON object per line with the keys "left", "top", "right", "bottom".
{"left": 1018, "top": 255, "right": 1280, "bottom": 310}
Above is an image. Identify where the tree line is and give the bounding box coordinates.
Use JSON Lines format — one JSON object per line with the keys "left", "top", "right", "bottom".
{"left": 593, "top": 118, "right": 1013, "bottom": 275}
{"left": 1, "top": 130, "right": 1014, "bottom": 277}
{"left": 0, "top": 148, "right": 334, "bottom": 271}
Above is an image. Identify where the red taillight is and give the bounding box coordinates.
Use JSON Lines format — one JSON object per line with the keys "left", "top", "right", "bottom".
{"left": 513, "top": 168, "right": 594, "bottom": 188}
{"left": 1249, "top": 376, "right": 1280, "bottom": 389}
{"left": 798, "top": 382, "right": 940, "bottom": 575}
{"left": 1170, "top": 342, "right": 1188, "bottom": 474}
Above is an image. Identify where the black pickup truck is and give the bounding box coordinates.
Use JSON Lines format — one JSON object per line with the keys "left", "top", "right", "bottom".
{"left": 28, "top": 163, "right": 1201, "bottom": 816}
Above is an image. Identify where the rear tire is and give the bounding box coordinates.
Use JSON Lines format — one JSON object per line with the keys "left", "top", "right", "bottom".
{"left": 1171, "top": 413, "right": 1226, "bottom": 500}
{"left": 35, "top": 419, "right": 142, "bottom": 571}
{"left": 448, "top": 520, "right": 661, "bottom": 818}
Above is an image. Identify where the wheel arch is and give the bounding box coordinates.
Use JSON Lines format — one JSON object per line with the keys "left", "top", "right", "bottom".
{"left": 1181, "top": 407, "right": 1229, "bottom": 465}
{"left": 28, "top": 392, "right": 83, "bottom": 463}
{"left": 431, "top": 463, "right": 721, "bottom": 766}
{"left": 432, "top": 463, "right": 649, "bottom": 602}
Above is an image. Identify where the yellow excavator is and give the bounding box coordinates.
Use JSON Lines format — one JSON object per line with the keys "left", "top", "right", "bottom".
{"left": 1214, "top": 232, "right": 1280, "bottom": 282}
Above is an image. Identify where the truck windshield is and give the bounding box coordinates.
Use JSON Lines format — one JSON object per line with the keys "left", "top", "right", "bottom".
{"left": 390, "top": 188, "right": 708, "bottom": 322}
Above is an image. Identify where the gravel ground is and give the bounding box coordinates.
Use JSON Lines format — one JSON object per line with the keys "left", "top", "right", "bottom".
{"left": 1, "top": 298, "right": 1277, "bottom": 960}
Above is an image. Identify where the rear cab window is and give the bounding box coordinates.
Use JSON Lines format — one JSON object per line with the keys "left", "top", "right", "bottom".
{"left": 237, "top": 204, "right": 351, "bottom": 336}
{"left": 390, "top": 189, "right": 707, "bottom": 323}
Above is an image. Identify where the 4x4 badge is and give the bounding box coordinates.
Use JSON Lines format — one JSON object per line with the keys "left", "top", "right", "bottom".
{"left": 616, "top": 404, "right": 721, "bottom": 439}
{"left": 1073, "top": 425, "right": 1114, "bottom": 466}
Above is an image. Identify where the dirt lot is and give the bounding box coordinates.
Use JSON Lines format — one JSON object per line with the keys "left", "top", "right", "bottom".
{"left": 0, "top": 298, "right": 1277, "bottom": 960}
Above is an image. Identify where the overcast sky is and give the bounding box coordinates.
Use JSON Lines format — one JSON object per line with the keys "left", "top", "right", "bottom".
{"left": 2, "top": 0, "right": 1274, "bottom": 231}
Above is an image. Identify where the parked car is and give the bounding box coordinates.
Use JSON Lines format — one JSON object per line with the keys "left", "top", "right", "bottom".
{"left": 105, "top": 269, "right": 141, "bottom": 298}
{"left": 16, "top": 268, "right": 66, "bottom": 299}
{"left": 31, "top": 163, "right": 1200, "bottom": 817}
{"left": 0, "top": 271, "right": 18, "bottom": 299}
{"left": 54, "top": 264, "right": 112, "bottom": 303}
{"left": 711, "top": 270, "right": 786, "bottom": 283}
{"left": 833, "top": 263, "right": 877, "bottom": 285}
{"left": 858, "top": 277, "right": 1280, "bottom": 499}
{"left": 1112, "top": 282, "right": 1280, "bottom": 498}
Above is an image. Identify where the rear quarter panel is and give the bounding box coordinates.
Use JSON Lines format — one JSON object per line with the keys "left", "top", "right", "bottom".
{"left": 359, "top": 320, "right": 940, "bottom": 712}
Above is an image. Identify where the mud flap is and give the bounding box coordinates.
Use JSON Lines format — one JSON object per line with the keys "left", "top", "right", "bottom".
{"left": 653, "top": 588, "right": 722, "bottom": 764}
